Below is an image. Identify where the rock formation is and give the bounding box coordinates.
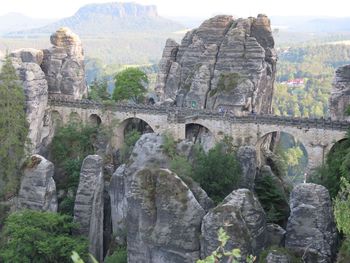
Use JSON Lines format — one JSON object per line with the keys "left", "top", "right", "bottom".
{"left": 155, "top": 14, "right": 277, "bottom": 114}
{"left": 200, "top": 189, "right": 266, "bottom": 259}
{"left": 41, "top": 27, "right": 87, "bottom": 99}
{"left": 265, "top": 250, "right": 292, "bottom": 263}
{"left": 266, "top": 223, "right": 286, "bottom": 247}
{"left": 329, "top": 64, "right": 350, "bottom": 121}
{"left": 9, "top": 49, "right": 49, "bottom": 153}
{"left": 127, "top": 168, "right": 205, "bottom": 263}
{"left": 285, "top": 183, "right": 337, "bottom": 263}
{"left": 17, "top": 155, "right": 57, "bottom": 212}
{"left": 237, "top": 146, "right": 257, "bottom": 190}
{"left": 74, "top": 155, "right": 104, "bottom": 262}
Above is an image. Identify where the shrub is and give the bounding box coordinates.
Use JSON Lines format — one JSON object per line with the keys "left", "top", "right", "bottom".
{"left": 104, "top": 247, "right": 127, "bottom": 263}
{"left": 120, "top": 130, "right": 141, "bottom": 162}
{"left": 0, "top": 210, "right": 88, "bottom": 263}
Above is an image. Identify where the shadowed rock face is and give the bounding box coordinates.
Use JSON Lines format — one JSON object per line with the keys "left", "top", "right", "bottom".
{"left": 329, "top": 64, "right": 350, "bottom": 121}
{"left": 41, "top": 27, "right": 87, "bottom": 99}
{"left": 285, "top": 183, "right": 337, "bottom": 263}
{"left": 17, "top": 155, "right": 57, "bottom": 212}
{"left": 156, "top": 14, "right": 276, "bottom": 114}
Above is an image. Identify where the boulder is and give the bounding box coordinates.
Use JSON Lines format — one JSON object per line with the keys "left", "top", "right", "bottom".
{"left": 41, "top": 27, "right": 87, "bottom": 99}
{"left": 200, "top": 189, "right": 266, "bottom": 259}
{"left": 127, "top": 168, "right": 205, "bottom": 263}
{"left": 17, "top": 155, "right": 57, "bottom": 212}
{"left": 285, "top": 183, "right": 337, "bottom": 263}
{"left": 266, "top": 223, "right": 286, "bottom": 247}
{"left": 74, "top": 155, "right": 104, "bottom": 262}
{"left": 329, "top": 64, "right": 350, "bottom": 121}
{"left": 265, "top": 250, "right": 292, "bottom": 263}
{"left": 156, "top": 14, "right": 276, "bottom": 114}
{"left": 237, "top": 146, "right": 257, "bottom": 190}
{"left": 10, "top": 49, "right": 48, "bottom": 153}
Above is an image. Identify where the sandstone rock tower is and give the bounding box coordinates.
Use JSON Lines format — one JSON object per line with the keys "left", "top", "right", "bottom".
{"left": 155, "top": 14, "right": 277, "bottom": 115}
{"left": 329, "top": 64, "right": 350, "bottom": 121}
{"left": 42, "top": 27, "right": 88, "bottom": 100}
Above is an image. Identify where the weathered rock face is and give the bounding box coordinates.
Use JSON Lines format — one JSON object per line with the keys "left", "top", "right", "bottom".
{"left": 74, "top": 155, "right": 104, "bottom": 263}
{"left": 329, "top": 64, "right": 350, "bottom": 121}
{"left": 41, "top": 27, "right": 87, "bottom": 99}
{"left": 17, "top": 155, "right": 57, "bottom": 212}
{"left": 237, "top": 146, "right": 257, "bottom": 190}
{"left": 127, "top": 168, "right": 205, "bottom": 263}
{"left": 285, "top": 183, "right": 337, "bottom": 263}
{"left": 265, "top": 250, "right": 292, "bottom": 263}
{"left": 200, "top": 189, "right": 266, "bottom": 259}
{"left": 266, "top": 223, "right": 286, "bottom": 247}
{"left": 156, "top": 14, "right": 276, "bottom": 114}
{"left": 10, "top": 49, "right": 49, "bottom": 153}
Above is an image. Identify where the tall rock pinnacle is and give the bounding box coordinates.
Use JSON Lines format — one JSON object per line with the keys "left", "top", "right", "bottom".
{"left": 155, "top": 14, "right": 277, "bottom": 115}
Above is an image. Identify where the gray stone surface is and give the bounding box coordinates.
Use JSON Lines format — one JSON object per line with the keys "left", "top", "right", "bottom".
{"left": 285, "top": 183, "right": 337, "bottom": 263}
{"left": 237, "top": 146, "right": 257, "bottom": 190}
{"left": 41, "top": 27, "right": 87, "bottom": 99}
{"left": 266, "top": 250, "right": 291, "bottom": 263}
{"left": 200, "top": 189, "right": 266, "bottom": 259}
{"left": 330, "top": 64, "right": 350, "bottom": 121}
{"left": 17, "top": 155, "right": 57, "bottom": 212}
{"left": 266, "top": 223, "right": 286, "bottom": 247}
{"left": 74, "top": 155, "right": 104, "bottom": 262}
{"left": 10, "top": 49, "right": 49, "bottom": 153}
{"left": 156, "top": 14, "right": 276, "bottom": 114}
{"left": 127, "top": 168, "right": 205, "bottom": 263}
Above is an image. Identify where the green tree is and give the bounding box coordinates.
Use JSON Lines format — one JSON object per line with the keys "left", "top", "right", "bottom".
{"left": 192, "top": 142, "right": 241, "bottom": 204}
{"left": 0, "top": 56, "right": 29, "bottom": 198}
{"left": 0, "top": 210, "right": 88, "bottom": 263}
{"left": 112, "top": 68, "right": 148, "bottom": 103}
{"left": 88, "top": 78, "right": 110, "bottom": 102}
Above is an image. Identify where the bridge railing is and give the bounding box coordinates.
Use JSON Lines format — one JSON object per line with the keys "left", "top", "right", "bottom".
{"left": 48, "top": 96, "right": 350, "bottom": 131}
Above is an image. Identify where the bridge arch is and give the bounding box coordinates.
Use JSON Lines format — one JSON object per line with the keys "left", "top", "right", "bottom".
{"left": 113, "top": 117, "right": 155, "bottom": 149}
{"left": 185, "top": 122, "right": 215, "bottom": 151}
{"left": 68, "top": 112, "right": 82, "bottom": 124}
{"left": 256, "top": 130, "right": 308, "bottom": 184}
{"left": 89, "top": 114, "right": 102, "bottom": 126}
{"left": 51, "top": 110, "right": 63, "bottom": 129}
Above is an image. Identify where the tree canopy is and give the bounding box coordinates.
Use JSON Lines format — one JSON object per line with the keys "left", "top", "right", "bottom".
{"left": 112, "top": 67, "right": 148, "bottom": 103}
{"left": 0, "top": 56, "right": 28, "bottom": 199}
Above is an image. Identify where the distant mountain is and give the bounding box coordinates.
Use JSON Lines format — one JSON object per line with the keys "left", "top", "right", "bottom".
{"left": 271, "top": 16, "right": 350, "bottom": 32}
{"left": 0, "top": 13, "right": 56, "bottom": 35}
{"left": 7, "top": 2, "right": 185, "bottom": 37}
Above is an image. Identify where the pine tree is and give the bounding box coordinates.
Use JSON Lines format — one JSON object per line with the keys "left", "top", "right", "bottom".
{"left": 0, "top": 56, "right": 29, "bottom": 198}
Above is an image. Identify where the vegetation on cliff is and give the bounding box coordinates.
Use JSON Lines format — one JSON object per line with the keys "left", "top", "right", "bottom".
{"left": 0, "top": 56, "right": 28, "bottom": 199}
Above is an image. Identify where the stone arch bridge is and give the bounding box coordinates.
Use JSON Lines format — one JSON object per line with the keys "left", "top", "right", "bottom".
{"left": 48, "top": 97, "right": 350, "bottom": 172}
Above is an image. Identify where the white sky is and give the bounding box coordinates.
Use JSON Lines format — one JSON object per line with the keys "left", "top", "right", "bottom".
{"left": 1, "top": 0, "right": 350, "bottom": 19}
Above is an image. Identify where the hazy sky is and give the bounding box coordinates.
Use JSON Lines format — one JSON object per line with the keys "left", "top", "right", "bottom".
{"left": 1, "top": 0, "right": 350, "bottom": 19}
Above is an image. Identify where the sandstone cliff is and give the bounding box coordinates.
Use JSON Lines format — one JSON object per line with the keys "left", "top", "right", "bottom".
{"left": 155, "top": 14, "right": 277, "bottom": 114}
{"left": 329, "top": 64, "right": 350, "bottom": 121}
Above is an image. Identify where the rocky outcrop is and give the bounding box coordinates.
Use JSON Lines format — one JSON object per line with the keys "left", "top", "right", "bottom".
{"left": 200, "top": 189, "right": 266, "bottom": 259}
{"left": 41, "top": 27, "right": 87, "bottom": 99}
{"left": 265, "top": 250, "right": 292, "bottom": 263}
{"left": 17, "top": 155, "right": 57, "bottom": 212}
{"left": 74, "top": 155, "right": 104, "bottom": 262}
{"left": 285, "top": 183, "right": 337, "bottom": 263}
{"left": 266, "top": 223, "right": 286, "bottom": 247}
{"left": 9, "top": 49, "right": 49, "bottom": 153}
{"left": 156, "top": 14, "right": 276, "bottom": 114}
{"left": 127, "top": 168, "right": 205, "bottom": 263}
{"left": 237, "top": 146, "right": 257, "bottom": 190}
{"left": 329, "top": 64, "right": 350, "bottom": 121}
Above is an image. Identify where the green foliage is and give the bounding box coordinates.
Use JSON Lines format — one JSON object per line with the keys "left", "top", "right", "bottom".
{"left": 0, "top": 56, "right": 29, "bottom": 198}
{"left": 170, "top": 155, "right": 193, "bottom": 179}
{"left": 0, "top": 210, "right": 88, "bottom": 263}
{"left": 0, "top": 204, "right": 10, "bottom": 230}
{"left": 310, "top": 137, "right": 350, "bottom": 199}
{"left": 162, "top": 133, "right": 177, "bottom": 158}
{"left": 259, "top": 246, "right": 301, "bottom": 263}
{"left": 255, "top": 172, "right": 290, "bottom": 224}
{"left": 334, "top": 177, "right": 350, "bottom": 236}
{"left": 88, "top": 78, "right": 111, "bottom": 102}
{"left": 191, "top": 142, "right": 241, "bottom": 204}
{"left": 104, "top": 247, "right": 127, "bottom": 263}
{"left": 210, "top": 73, "right": 243, "bottom": 97}
{"left": 337, "top": 238, "right": 350, "bottom": 263}
{"left": 112, "top": 67, "right": 148, "bottom": 103}
{"left": 120, "top": 130, "right": 141, "bottom": 163}
{"left": 51, "top": 122, "right": 99, "bottom": 215}
{"left": 197, "top": 228, "right": 255, "bottom": 263}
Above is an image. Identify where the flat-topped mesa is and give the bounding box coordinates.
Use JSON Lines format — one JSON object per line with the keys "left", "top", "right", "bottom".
{"left": 155, "top": 14, "right": 277, "bottom": 115}
{"left": 41, "top": 27, "right": 87, "bottom": 100}
{"left": 329, "top": 64, "right": 350, "bottom": 121}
